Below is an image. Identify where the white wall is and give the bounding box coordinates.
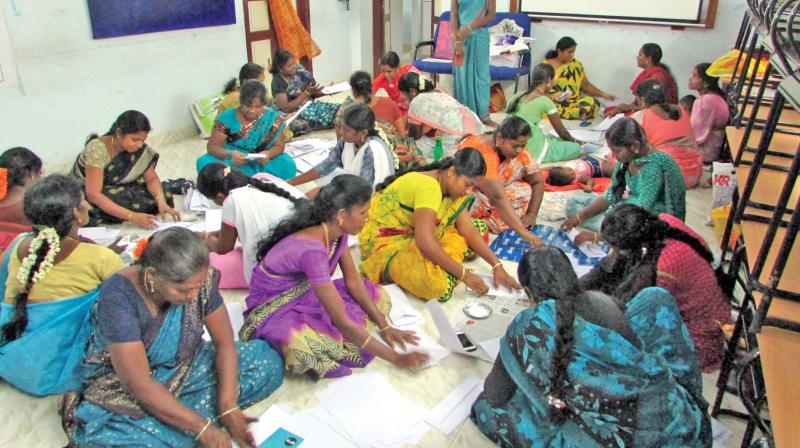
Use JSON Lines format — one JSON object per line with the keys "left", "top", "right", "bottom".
{"left": 526, "top": 0, "right": 748, "bottom": 101}
{"left": 0, "top": 0, "right": 247, "bottom": 167}
{"left": 309, "top": 1, "right": 370, "bottom": 84}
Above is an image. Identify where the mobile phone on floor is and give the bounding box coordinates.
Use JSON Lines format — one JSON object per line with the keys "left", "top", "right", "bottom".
{"left": 456, "top": 331, "right": 478, "bottom": 352}
{"left": 259, "top": 428, "right": 303, "bottom": 447}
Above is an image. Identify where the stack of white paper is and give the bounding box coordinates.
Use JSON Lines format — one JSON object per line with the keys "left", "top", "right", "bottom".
{"left": 385, "top": 284, "right": 424, "bottom": 328}
{"left": 321, "top": 81, "right": 351, "bottom": 95}
{"left": 285, "top": 138, "right": 333, "bottom": 157}
{"left": 316, "top": 372, "right": 432, "bottom": 448}
{"left": 184, "top": 188, "right": 211, "bottom": 212}
{"left": 594, "top": 113, "right": 624, "bottom": 131}
{"left": 424, "top": 377, "right": 484, "bottom": 435}
{"left": 77, "top": 227, "right": 120, "bottom": 243}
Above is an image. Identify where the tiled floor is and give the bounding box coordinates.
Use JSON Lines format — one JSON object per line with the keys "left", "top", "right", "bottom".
{"left": 0, "top": 123, "right": 753, "bottom": 447}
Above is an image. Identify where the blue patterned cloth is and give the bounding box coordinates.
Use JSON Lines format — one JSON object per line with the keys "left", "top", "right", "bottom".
{"left": 471, "top": 287, "right": 712, "bottom": 447}
{"left": 489, "top": 224, "right": 608, "bottom": 264}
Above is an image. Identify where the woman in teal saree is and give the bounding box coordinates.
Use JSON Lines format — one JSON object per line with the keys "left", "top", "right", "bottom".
{"left": 471, "top": 247, "right": 711, "bottom": 448}
{"left": 61, "top": 228, "right": 284, "bottom": 447}
{"left": 452, "top": 0, "right": 496, "bottom": 123}
{"left": 197, "top": 80, "right": 297, "bottom": 180}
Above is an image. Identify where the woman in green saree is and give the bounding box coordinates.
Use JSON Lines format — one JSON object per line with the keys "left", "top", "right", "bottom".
{"left": 72, "top": 110, "right": 180, "bottom": 229}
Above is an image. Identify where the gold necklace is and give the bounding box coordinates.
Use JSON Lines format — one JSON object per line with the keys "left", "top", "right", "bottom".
{"left": 321, "top": 222, "right": 330, "bottom": 248}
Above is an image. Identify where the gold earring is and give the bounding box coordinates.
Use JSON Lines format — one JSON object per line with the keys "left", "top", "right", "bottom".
{"left": 338, "top": 217, "right": 344, "bottom": 227}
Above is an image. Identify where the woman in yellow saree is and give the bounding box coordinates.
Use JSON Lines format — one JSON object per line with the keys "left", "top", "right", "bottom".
{"left": 545, "top": 37, "right": 616, "bottom": 120}
{"left": 359, "top": 149, "right": 520, "bottom": 302}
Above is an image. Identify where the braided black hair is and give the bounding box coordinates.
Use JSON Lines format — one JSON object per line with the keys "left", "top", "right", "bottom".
{"left": 605, "top": 117, "right": 649, "bottom": 200}
{"left": 507, "top": 63, "right": 555, "bottom": 114}
{"left": 375, "top": 147, "right": 487, "bottom": 192}
{"left": 600, "top": 204, "right": 716, "bottom": 302}
{"left": 255, "top": 174, "right": 373, "bottom": 261}
{"left": 518, "top": 246, "right": 583, "bottom": 423}
{"left": 2, "top": 175, "right": 82, "bottom": 343}
{"left": 636, "top": 79, "right": 680, "bottom": 120}
{"left": 196, "top": 163, "right": 301, "bottom": 205}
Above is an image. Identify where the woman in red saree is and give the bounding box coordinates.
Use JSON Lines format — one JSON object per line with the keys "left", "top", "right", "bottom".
{"left": 607, "top": 43, "right": 679, "bottom": 116}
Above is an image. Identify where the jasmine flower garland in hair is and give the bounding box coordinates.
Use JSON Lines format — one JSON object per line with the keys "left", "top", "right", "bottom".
{"left": 16, "top": 227, "right": 61, "bottom": 284}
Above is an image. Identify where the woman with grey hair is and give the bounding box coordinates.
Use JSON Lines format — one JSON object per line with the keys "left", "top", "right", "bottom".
{"left": 61, "top": 227, "right": 284, "bottom": 448}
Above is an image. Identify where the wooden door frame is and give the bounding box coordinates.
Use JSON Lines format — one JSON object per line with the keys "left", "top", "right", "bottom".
{"left": 242, "top": 0, "right": 313, "bottom": 74}
{"left": 372, "top": 0, "right": 385, "bottom": 76}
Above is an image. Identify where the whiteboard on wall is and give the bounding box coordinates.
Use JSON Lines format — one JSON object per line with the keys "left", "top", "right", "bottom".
{"left": 519, "top": 0, "right": 704, "bottom": 24}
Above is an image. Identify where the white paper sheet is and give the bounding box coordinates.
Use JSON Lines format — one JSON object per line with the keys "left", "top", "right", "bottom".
{"left": 396, "top": 325, "right": 451, "bottom": 371}
{"left": 374, "top": 421, "right": 430, "bottom": 448}
{"left": 245, "top": 153, "right": 266, "bottom": 160}
{"left": 77, "top": 227, "right": 120, "bottom": 242}
{"left": 426, "top": 301, "right": 494, "bottom": 362}
{"left": 300, "top": 148, "right": 331, "bottom": 167}
{"left": 184, "top": 188, "right": 211, "bottom": 212}
{"left": 204, "top": 209, "right": 222, "bottom": 233}
{"left": 248, "top": 404, "right": 294, "bottom": 445}
{"left": 286, "top": 138, "right": 333, "bottom": 157}
{"left": 424, "top": 377, "right": 484, "bottom": 435}
{"left": 468, "top": 274, "right": 526, "bottom": 300}
{"left": 284, "top": 101, "right": 313, "bottom": 126}
{"left": 565, "top": 129, "right": 605, "bottom": 143}
{"left": 282, "top": 408, "right": 357, "bottom": 448}
{"left": 594, "top": 113, "right": 625, "bottom": 131}
{"left": 321, "top": 81, "right": 352, "bottom": 95}
{"left": 384, "top": 284, "right": 424, "bottom": 328}
{"left": 316, "top": 372, "right": 431, "bottom": 447}
{"left": 478, "top": 337, "right": 501, "bottom": 361}
{"left": 566, "top": 228, "right": 607, "bottom": 258}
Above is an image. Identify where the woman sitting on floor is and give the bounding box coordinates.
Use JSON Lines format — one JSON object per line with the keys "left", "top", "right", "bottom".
{"left": 72, "top": 110, "right": 181, "bottom": 229}
{"left": 335, "top": 71, "right": 410, "bottom": 164}
{"left": 606, "top": 43, "right": 679, "bottom": 116}
{"left": 198, "top": 80, "right": 297, "bottom": 180}
{"left": 289, "top": 104, "right": 396, "bottom": 191}
{"left": 270, "top": 48, "right": 340, "bottom": 135}
{"left": 471, "top": 246, "right": 712, "bottom": 447}
{"left": 507, "top": 63, "right": 587, "bottom": 163}
{"left": 398, "top": 72, "right": 485, "bottom": 159}
{"left": 60, "top": 227, "right": 284, "bottom": 447}
{"left": 219, "top": 62, "right": 268, "bottom": 114}
{"left": 632, "top": 79, "right": 704, "bottom": 188}
{"left": 577, "top": 204, "right": 732, "bottom": 372}
{"left": 544, "top": 36, "right": 616, "bottom": 120}
{"left": 359, "top": 149, "right": 520, "bottom": 302}
{"left": 373, "top": 51, "right": 416, "bottom": 115}
{"left": 197, "top": 164, "right": 303, "bottom": 289}
{"left": 689, "top": 62, "right": 730, "bottom": 163}
{"left": 0, "top": 147, "right": 42, "bottom": 250}
{"left": 241, "top": 175, "right": 428, "bottom": 379}
{"left": 0, "top": 175, "right": 124, "bottom": 396}
{"left": 562, "top": 117, "right": 686, "bottom": 232}
{"left": 457, "top": 117, "right": 544, "bottom": 243}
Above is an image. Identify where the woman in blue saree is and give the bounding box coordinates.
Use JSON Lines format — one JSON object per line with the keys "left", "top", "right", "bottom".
{"left": 471, "top": 246, "right": 711, "bottom": 448}
{"left": 0, "top": 175, "right": 123, "bottom": 396}
{"left": 197, "top": 80, "right": 297, "bottom": 180}
{"left": 60, "top": 228, "right": 284, "bottom": 447}
{"left": 452, "top": 0, "right": 496, "bottom": 124}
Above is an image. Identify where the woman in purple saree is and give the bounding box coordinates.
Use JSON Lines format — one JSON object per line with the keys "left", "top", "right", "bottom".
{"left": 239, "top": 175, "right": 428, "bottom": 379}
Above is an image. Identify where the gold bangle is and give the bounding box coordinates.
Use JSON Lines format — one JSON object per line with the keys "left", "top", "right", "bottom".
{"left": 593, "top": 232, "right": 600, "bottom": 244}
{"left": 460, "top": 266, "right": 467, "bottom": 282}
{"left": 491, "top": 262, "right": 502, "bottom": 271}
{"left": 195, "top": 419, "right": 212, "bottom": 441}
{"left": 360, "top": 334, "right": 373, "bottom": 349}
{"left": 379, "top": 324, "right": 392, "bottom": 333}
{"left": 218, "top": 406, "right": 239, "bottom": 418}
{"left": 575, "top": 213, "right": 582, "bottom": 224}
{"left": 127, "top": 211, "right": 133, "bottom": 221}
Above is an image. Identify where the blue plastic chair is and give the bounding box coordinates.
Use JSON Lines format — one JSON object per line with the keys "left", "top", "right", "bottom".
{"left": 412, "top": 11, "right": 532, "bottom": 92}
